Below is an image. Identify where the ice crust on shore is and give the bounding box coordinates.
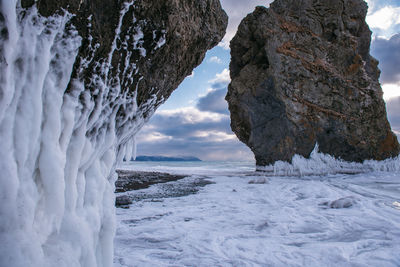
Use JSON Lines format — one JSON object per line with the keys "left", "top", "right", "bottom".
{"left": 0, "top": 2, "right": 151, "bottom": 266}
{"left": 115, "top": 161, "right": 400, "bottom": 267}
{"left": 257, "top": 145, "right": 400, "bottom": 176}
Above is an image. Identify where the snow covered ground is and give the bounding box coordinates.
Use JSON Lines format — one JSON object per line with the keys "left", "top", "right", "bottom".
{"left": 114, "top": 158, "right": 400, "bottom": 266}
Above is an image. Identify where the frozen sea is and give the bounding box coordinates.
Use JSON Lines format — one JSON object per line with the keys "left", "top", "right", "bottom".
{"left": 114, "top": 156, "right": 400, "bottom": 266}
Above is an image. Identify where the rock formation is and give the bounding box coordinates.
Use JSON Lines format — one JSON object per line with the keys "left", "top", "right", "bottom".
{"left": 0, "top": 1, "right": 227, "bottom": 266}
{"left": 226, "top": 0, "right": 399, "bottom": 166}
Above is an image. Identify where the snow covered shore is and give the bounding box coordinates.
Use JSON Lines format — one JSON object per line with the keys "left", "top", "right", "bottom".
{"left": 114, "top": 160, "right": 400, "bottom": 266}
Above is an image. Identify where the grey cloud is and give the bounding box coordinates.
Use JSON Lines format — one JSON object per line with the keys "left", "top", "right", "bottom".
{"left": 211, "top": 82, "right": 228, "bottom": 90}
{"left": 197, "top": 88, "right": 229, "bottom": 114}
{"left": 386, "top": 96, "right": 400, "bottom": 135}
{"left": 136, "top": 110, "right": 253, "bottom": 161}
{"left": 136, "top": 138, "right": 253, "bottom": 161}
{"left": 367, "top": 0, "right": 400, "bottom": 13}
{"left": 145, "top": 113, "right": 231, "bottom": 138}
{"left": 371, "top": 34, "right": 400, "bottom": 84}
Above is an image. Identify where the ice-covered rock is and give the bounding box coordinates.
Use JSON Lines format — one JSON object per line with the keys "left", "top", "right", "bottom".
{"left": 0, "top": 1, "right": 227, "bottom": 266}
{"left": 321, "top": 196, "right": 358, "bottom": 209}
{"left": 115, "top": 195, "right": 133, "bottom": 207}
{"left": 257, "top": 145, "right": 400, "bottom": 175}
{"left": 226, "top": 0, "right": 400, "bottom": 166}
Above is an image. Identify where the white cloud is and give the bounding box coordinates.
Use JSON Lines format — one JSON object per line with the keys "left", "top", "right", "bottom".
{"left": 156, "top": 107, "right": 228, "bottom": 124}
{"left": 136, "top": 105, "right": 253, "bottom": 161}
{"left": 366, "top": 6, "right": 400, "bottom": 31}
{"left": 193, "top": 130, "right": 237, "bottom": 142}
{"left": 208, "top": 68, "right": 230, "bottom": 84}
{"left": 208, "top": 56, "right": 223, "bottom": 64}
{"left": 137, "top": 132, "right": 172, "bottom": 143}
{"left": 382, "top": 83, "right": 400, "bottom": 101}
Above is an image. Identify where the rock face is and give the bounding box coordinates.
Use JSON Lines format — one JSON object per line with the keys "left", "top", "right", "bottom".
{"left": 26, "top": 0, "right": 228, "bottom": 139}
{"left": 0, "top": 1, "right": 226, "bottom": 266}
{"left": 226, "top": 0, "right": 399, "bottom": 166}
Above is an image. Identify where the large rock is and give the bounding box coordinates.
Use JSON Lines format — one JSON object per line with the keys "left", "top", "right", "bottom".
{"left": 24, "top": 0, "right": 228, "bottom": 139}
{"left": 0, "top": 1, "right": 227, "bottom": 266}
{"left": 226, "top": 0, "right": 399, "bottom": 166}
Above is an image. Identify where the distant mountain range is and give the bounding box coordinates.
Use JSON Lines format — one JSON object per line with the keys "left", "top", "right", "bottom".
{"left": 132, "top": 156, "right": 202, "bottom": 162}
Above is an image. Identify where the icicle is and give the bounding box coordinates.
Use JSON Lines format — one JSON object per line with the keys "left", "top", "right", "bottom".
{"left": 123, "top": 136, "right": 137, "bottom": 162}
{"left": 131, "top": 136, "right": 137, "bottom": 161}
{"left": 125, "top": 138, "right": 133, "bottom": 162}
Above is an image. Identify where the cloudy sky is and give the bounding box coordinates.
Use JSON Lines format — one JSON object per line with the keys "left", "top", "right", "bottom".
{"left": 136, "top": 0, "right": 400, "bottom": 162}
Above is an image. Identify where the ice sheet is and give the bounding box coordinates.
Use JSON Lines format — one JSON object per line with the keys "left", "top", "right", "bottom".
{"left": 115, "top": 161, "right": 400, "bottom": 266}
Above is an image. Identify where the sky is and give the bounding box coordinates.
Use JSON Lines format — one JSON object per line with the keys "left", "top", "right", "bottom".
{"left": 136, "top": 0, "right": 400, "bottom": 162}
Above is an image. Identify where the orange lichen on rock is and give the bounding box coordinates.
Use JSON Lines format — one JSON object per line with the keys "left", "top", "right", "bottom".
{"left": 347, "top": 54, "right": 363, "bottom": 75}
{"left": 294, "top": 96, "right": 355, "bottom": 121}
{"left": 276, "top": 41, "right": 299, "bottom": 59}
{"left": 379, "top": 131, "right": 400, "bottom": 158}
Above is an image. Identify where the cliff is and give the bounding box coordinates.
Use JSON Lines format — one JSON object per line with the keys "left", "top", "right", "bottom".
{"left": 226, "top": 0, "right": 399, "bottom": 166}
{"left": 0, "top": 1, "right": 227, "bottom": 266}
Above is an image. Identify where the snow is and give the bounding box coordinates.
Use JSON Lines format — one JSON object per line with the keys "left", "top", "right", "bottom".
{"left": 133, "top": 27, "right": 146, "bottom": 57}
{"left": 115, "top": 158, "right": 400, "bottom": 266}
{"left": 155, "top": 30, "right": 166, "bottom": 49}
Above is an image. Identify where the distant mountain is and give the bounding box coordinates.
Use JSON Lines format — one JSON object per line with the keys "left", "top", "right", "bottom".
{"left": 133, "top": 156, "right": 202, "bottom": 162}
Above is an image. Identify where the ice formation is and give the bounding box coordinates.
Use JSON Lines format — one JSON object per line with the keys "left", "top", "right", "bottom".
{"left": 0, "top": 2, "right": 152, "bottom": 266}
{"left": 0, "top": 0, "right": 228, "bottom": 264}
{"left": 257, "top": 144, "right": 400, "bottom": 176}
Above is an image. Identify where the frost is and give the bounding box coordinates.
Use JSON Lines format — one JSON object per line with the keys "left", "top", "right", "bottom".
{"left": 154, "top": 30, "right": 166, "bottom": 50}
{"left": 133, "top": 27, "right": 146, "bottom": 57}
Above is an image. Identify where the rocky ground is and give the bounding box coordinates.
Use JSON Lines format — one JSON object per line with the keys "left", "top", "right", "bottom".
{"left": 115, "top": 170, "right": 214, "bottom": 207}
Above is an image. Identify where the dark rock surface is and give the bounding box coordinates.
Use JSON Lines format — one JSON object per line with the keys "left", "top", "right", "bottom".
{"left": 115, "top": 195, "right": 133, "bottom": 207}
{"left": 115, "top": 170, "right": 214, "bottom": 207}
{"left": 115, "top": 170, "right": 186, "bottom": 192}
{"left": 24, "top": 0, "right": 227, "bottom": 142}
{"left": 227, "top": 0, "right": 399, "bottom": 166}
{"left": 127, "top": 177, "right": 214, "bottom": 201}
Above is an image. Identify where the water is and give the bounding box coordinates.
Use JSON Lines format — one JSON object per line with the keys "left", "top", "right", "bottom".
{"left": 119, "top": 160, "right": 255, "bottom": 175}
{"left": 114, "top": 159, "right": 400, "bottom": 266}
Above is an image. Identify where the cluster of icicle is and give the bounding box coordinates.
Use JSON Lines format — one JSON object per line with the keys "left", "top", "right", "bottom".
{"left": 0, "top": 1, "right": 155, "bottom": 267}
{"left": 257, "top": 144, "right": 400, "bottom": 176}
